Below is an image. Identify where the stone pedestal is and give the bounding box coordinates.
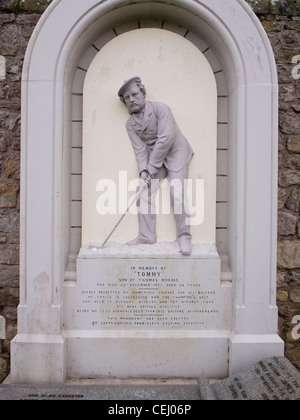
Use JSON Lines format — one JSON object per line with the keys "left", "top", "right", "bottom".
{"left": 229, "top": 334, "right": 285, "bottom": 376}
{"left": 64, "top": 243, "right": 232, "bottom": 378}
{"left": 10, "top": 334, "right": 66, "bottom": 384}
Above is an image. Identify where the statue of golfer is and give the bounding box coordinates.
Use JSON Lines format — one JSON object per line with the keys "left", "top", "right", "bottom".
{"left": 118, "top": 77, "right": 193, "bottom": 255}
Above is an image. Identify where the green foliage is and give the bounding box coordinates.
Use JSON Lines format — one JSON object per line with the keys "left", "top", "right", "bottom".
{"left": 277, "top": 0, "right": 300, "bottom": 16}
{"left": 0, "top": 0, "right": 19, "bottom": 12}
{"left": 246, "top": 0, "right": 300, "bottom": 16}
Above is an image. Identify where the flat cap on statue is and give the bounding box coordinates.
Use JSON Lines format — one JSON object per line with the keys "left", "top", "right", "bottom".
{"left": 118, "top": 76, "right": 141, "bottom": 97}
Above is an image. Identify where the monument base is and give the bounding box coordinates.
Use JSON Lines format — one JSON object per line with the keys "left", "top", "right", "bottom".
{"left": 65, "top": 330, "right": 230, "bottom": 379}
{"left": 229, "top": 333, "right": 284, "bottom": 376}
{"left": 64, "top": 242, "right": 232, "bottom": 379}
{"left": 10, "top": 334, "right": 66, "bottom": 384}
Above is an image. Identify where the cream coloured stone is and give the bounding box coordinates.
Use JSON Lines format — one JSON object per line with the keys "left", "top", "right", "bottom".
{"left": 63, "top": 246, "right": 232, "bottom": 378}
{"left": 0, "top": 316, "right": 5, "bottom": 339}
{"left": 0, "top": 56, "right": 5, "bottom": 81}
{"left": 82, "top": 28, "right": 217, "bottom": 245}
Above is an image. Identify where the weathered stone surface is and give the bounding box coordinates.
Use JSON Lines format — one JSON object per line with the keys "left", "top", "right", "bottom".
{"left": 0, "top": 0, "right": 53, "bottom": 12}
{"left": 0, "top": 355, "right": 9, "bottom": 383}
{"left": 286, "top": 188, "right": 300, "bottom": 212}
{"left": 246, "top": 0, "right": 270, "bottom": 14}
{"left": 246, "top": 0, "right": 300, "bottom": 16}
{"left": 3, "top": 306, "right": 17, "bottom": 321}
{"left": 287, "top": 136, "right": 300, "bottom": 153}
{"left": 15, "top": 13, "right": 41, "bottom": 26}
{"left": 0, "top": 180, "right": 18, "bottom": 208}
{"left": 280, "top": 85, "right": 296, "bottom": 103}
{"left": 3, "top": 321, "right": 17, "bottom": 351}
{"left": 282, "top": 30, "right": 300, "bottom": 45}
{"left": 0, "top": 15, "right": 16, "bottom": 28}
{"left": 0, "top": 211, "right": 19, "bottom": 234}
{"left": 278, "top": 212, "right": 297, "bottom": 235}
{"left": 0, "top": 266, "right": 19, "bottom": 288}
{"left": 0, "top": 131, "right": 7, "bottom": 153}
{"left": 0, "top": 24, "right": 22, "bottom": 56}
{"left": 279, "top": 112, "right": 300, "bottom": 135}
{"left": 0, "top": 0, "right": 297, "bottom": 16}
{"left": 278, "top": 302, "right": 298, "bottom": 323}
{"left": 0, "top": 245, "right": 19, "bottom": 265}
{"left": 288, "top": 270, "right": 300, "bottom": 285}
{"left": 290, "top": 288, "right": 300, "bottom": 303}
{"left": 277, "top": 63, "right": 293, "bottom": 83}
{"left": 277, "top": 289, "right": 289, "bottom": 302}
{"left": 279, "top": 170, "right": 300, "bottom": 187}
{"left": 278, "top": 270, "right": 300, "bottom": 290}
{"left": 0, "top": 1, "right": 18, "bottom": 12}
{"left": 0, "top": 7, "right": 25, "bottom": 370}
{"left": 3, "top": 154, "right": 20, "bottom": 178}
{"left": 286, "top": 328, "right": 300, "bottom": 343}
{"left": 20, "top": 0, "right": 52, "bottom": 12}
{"left": 0, "top": 285, "right": 18, "bottom": 306}
{"left": 0, "top": 316, "right": 5, "bottom": 339}
{"left": 278, "top": 188, "right": 288, "bottom": 209}
{"left": 0, "top": 80, "right": 21, "bottom": 102}
{"left": 277, "top": 270, "right": 287, "bottom": 287}
{"left": 0, "top": 383, "right": 201, "bottom": 400}
{"left": 0, "top": 243, "right": 19, "bottom": 265}
{"left": 286, "top": 347, "right": 300, "bottom": 367}
{"left": 274, "top": 0, "right": 300, "bottom": 16}
{"left": 199, "top": 357, "right": 300, "bottom": 400}
{"left": 286, "top": 156, "right": 300, "bottom": 170}
{"left": 0, "top": 109, "right": 20, "bottom": 131}
{"left": 278, "top": 241, "right": 300, "bottom": 269}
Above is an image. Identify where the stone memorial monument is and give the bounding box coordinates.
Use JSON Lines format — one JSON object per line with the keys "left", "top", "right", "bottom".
{"left": 66, "top": 28, "right": 225, "bottom": 378}
{"left": 10, "top": 0, "right": 284, "bottom": 384}
{"left": 118, "top": 76, "right": 194, "bottom": 256}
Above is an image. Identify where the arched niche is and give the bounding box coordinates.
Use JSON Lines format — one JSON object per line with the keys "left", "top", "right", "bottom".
{"left": 82, "top": 28, "right": 217, "bottom": 245}
{"left": 11, "top": 0, "right": 283, "bottom": 384}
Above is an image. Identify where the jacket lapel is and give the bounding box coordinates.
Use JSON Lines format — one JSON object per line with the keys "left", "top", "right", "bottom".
{"left": 129, "top": 102, "right": 153, "bottom": 136}
{"left": 141, "top": 102, "right": 153, "bottom": 133}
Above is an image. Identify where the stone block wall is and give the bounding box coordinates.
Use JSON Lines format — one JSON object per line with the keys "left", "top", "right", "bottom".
{"left": 247, "top": 0, "right": 300, "bottom": 16}
{"left": 0, "top": 8, "right": 41, "bottom": 382}
{"left": 0, "top": 0, "right": 299, "bottom": 381}
{"left": 260, "top": 13, "right": 300, "bottom": 372}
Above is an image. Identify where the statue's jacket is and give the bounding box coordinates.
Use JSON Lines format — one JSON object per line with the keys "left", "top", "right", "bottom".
{"left": 126, "top": 101, "right": 193, "bottom": 174}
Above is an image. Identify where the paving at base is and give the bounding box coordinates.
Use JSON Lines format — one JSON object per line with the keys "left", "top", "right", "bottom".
{"left": 0, "top": 358, "right": 299, "bottom": 400}
{"left": 0, "top": 383, "right": 200, "bottom": 400}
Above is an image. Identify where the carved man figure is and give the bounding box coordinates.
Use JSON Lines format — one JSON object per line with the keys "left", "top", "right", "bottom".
{"left": 118, "top": 77, "right": 193, "bottom": 255}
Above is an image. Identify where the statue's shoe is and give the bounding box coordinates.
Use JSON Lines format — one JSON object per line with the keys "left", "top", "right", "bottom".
{"left": 126, "top": 236, "right": 156, "bottom": 246}
{"left": 178, "top": 237, "right": 192, "bottom": 256}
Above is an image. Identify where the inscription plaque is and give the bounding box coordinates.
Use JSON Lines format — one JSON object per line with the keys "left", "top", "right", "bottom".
{"left": 66, "top": 256, "right": 222, "bottom": 331}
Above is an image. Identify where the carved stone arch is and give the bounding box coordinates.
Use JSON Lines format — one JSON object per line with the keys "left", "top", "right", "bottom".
{"left": 67, "top": 21, "right": 229, "bottom": 280}
{"left": 11, "top": 0, "right": 283, "bottom": 384}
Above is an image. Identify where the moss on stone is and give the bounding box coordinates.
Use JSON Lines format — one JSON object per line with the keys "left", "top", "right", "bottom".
{"left": 246, "top": 0, "right": 300, "bottom": 16}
